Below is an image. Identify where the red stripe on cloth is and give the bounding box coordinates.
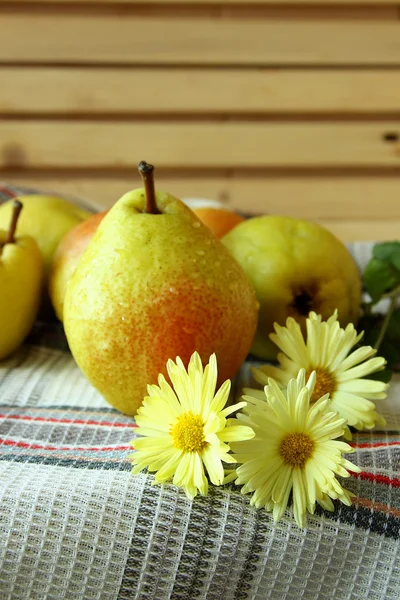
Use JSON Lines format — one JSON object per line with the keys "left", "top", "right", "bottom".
{"left": 19, "top": 451, "right": 131, "bottom": 464}
{"left": 354, "top": 496, "right": 400, "bottom": 518}
{"left": 0, "top": 438, "right": 132, "bottom": 452}
{"left": 350, "top": 442, "right": 400, "bottom": 449}
{"left": 352, "top": 471, "right": 400, "bottom": 488}
{"left": 0, "top": 413, "right": 136, "bottom": 428}
{"left": 0, "top": 186, "right": 18, "bottom": 199}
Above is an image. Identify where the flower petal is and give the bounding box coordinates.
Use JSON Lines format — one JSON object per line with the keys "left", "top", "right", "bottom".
{"left": 210, "top": 380, "right": 231, "bottom": 415}
{"left": 335, "top": 346, "right": 377, "bottom": 373}
{"left": 336, "top": 357, "right": 386, "bottom": 382}
{"left": 337, "top": 378, "right": 388, "bottom": 395}
{"left": 292, "top": 469, "right": 307, "bottom": 528}
{"left": 218, "top": 425, "right": 255, "bottom": 443}
{"left": 201, "top": 445, "right": 224, "bottom": 485}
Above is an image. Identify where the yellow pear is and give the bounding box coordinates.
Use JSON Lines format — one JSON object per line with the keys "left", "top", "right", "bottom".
{"left": 0, "top": 201, "right": 43, "bottom": 360}
{"left": 222, "top": 215, "right": 362, "bottom": 360}
{"left": 64, "top": 162, "right": 258, "bottom": 416}
{"left": 0, "top": 194, "right": 91, "bottom": 279}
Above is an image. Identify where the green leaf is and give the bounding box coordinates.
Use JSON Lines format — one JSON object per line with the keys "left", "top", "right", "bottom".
{"left": 385, "top": 310, "right": 400, "bottom": 343}
{"left": 373, "top": 241, "right": 400, "bottom": 271}
{"left": 357, "top": 316, "right": 400, "bottom": 369}
{"left": 361, "top": 322, "right": 380, "bottom": 347}
{"left": 377, "top": 338, "right": 400, "bottom": 369}
{"left": 363, "top": 258, "right": 400, "bottom": 303}
{"left": 367, "top": 368, "right": 393, "bottom": 384}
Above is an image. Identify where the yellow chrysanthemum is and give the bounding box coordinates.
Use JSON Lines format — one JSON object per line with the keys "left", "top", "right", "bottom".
{"left": 130, "top": 352, "right": 254, "bottom": 499}
{"left": 250, "top": 311, "right": 387, "bottom": 435}
{"left": 230, "top": 369, "right": 361, "bottom": 528}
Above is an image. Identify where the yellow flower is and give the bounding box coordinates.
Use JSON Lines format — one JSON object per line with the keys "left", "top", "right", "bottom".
{"left": 230, "top": 369, "right": 361, "bottom": 528}
{"left": 251, "top": 311, "right": 387, "bottom": 435}
{"left": 130, "top": 352, "right": 254, "bottom": 500}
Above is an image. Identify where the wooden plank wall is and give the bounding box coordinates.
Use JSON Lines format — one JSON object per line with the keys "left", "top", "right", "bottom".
{"left": 1, "top": 1, "right": 400, "bottom": 241}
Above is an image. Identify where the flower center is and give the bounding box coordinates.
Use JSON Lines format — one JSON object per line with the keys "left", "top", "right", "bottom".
{"left": 306, "top": 367, "right": 336, "bottom": 403}
{"left": 279, "top": 432, "right": 314, "bottom": 468}
{"left": 171, "top": 412, "right": 207, "bottom": 453}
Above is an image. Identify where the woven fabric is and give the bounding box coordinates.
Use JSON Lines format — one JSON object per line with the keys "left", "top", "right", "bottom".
{"left": 0, "top": 344, "right": 399, "bottom": 600}
{"left": 0, "top": 184, "right": 399, "bottom": 599}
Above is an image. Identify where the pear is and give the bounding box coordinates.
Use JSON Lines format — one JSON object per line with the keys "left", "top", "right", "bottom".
{"left": 0, "top": 194, "right": 92, "bottom": 320}
{"left": 0, "top": 201, "right": 43, "bottom": 360}
{"left": 49, "top": 211, "right": 108, "bottom": 321}
{"left": 0, "top": 194, "right": 91, "bottom": 279}
{"left": 64, "top": 162, "right": 258, "bottom": 416}
{"left": 222, "top": 215, "right": 362, "bottom": 360}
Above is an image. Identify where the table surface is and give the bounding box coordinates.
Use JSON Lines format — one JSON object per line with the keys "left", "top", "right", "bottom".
{"left": 0, "top": 185, "right": 399, "bottom": 599}
{"left": 0, "top": 323, "right": 399, "bottom": 600}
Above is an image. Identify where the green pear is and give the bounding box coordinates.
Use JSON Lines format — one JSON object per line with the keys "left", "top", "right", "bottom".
{"left": 222, "top": 215, "right": 362, "bottom": 360}
{"left": 0, "top": 194, "right": 92, "bottom": 321}
{"left": 0, "top": 201, "right": 43, "bottom": 360}
{"left": 64, "top": 162, "right": 258, "bottom": 416}
{"left": 0, "top": 194, "right": 91, "bottom": 279}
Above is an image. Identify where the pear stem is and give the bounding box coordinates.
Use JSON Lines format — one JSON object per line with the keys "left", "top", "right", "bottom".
{"left": 5, "top": 200, "right": 23, "bottom": 245}
{"left": 138, "top": 161, "right": 160, "bottom": 215}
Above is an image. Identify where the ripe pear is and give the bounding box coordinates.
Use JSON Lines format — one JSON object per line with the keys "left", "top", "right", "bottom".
{"left": 0, "top": 201, "right": 43, "bottom": 360}
{"left": 49, "top": 211, "right": 108, "bottom": 321}
{"left": 0, "top": 195, "right": 91, "bottom": 278}
{"left": 222, "top": 215, "right": 362, "bottom": 360}
{"left": 64, "top": 162, "right": 258, "bottom": 416}
{"left": 191, "top": 207, "right": 245, "bottom": 239}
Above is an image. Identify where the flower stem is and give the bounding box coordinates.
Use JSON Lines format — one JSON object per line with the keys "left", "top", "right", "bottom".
{"left": 374, "top": 295, "right": 397, "bottom": 352}
{"left": 138, "top": 161, "right": 160, "bottom": 215}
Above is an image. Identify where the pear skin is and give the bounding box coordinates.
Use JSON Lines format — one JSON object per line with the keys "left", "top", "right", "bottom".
{"left": 0, "top": 195, "right": 91, "bottom": 278}
{"left": 64, "top": 183, "right": 258, "bottom": 416}
{"left": 222, "top": 215, "right": 362, "bottom": 360}
{"left": 49, "top": 211, "right": 108, "bottom": 321}
{"left": 0, "top": 202, "right": 43, "bottom": 360}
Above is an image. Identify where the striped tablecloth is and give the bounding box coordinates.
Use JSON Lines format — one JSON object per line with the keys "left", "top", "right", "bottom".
{"left": 0, "top": 184, "right": 399, "bottom": 600}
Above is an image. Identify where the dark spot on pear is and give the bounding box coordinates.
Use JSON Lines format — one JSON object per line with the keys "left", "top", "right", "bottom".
{"left": 293, "top": 290, "right": 314, "bottom": 316}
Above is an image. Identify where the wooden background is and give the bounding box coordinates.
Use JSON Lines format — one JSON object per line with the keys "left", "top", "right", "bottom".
{"left": 1, "top": 1, "right": 400, "bottom": 241}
